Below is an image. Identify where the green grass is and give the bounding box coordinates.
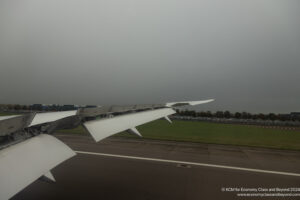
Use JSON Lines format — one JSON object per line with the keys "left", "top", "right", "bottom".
{"left": 60, "top": 120, "right": 300, "bottom": 151}
{"left": 0, "top": 112, "right": 17, "bottom": 116}
{"left": 2, "top": 109, "right": 297, "bottom": 150}
{"left": 60, "top": 126, "right": 88, "bottom": 135}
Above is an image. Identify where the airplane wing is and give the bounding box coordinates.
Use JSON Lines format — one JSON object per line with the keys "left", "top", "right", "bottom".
{"left": 165, "top": 99, "right": 214, "bottom": 107}
{"left": 0, "top": 99, "right": 214, "bottom": 199}
{"left": 84, "top": 108, "right": 175, "bottom": 142}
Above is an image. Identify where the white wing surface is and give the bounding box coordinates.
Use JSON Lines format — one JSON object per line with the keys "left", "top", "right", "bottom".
{"left": 29, "top": 110, "right": 77, "bottom": 126}
{"left": 0, "top": 115, "right": 21, "bottom": 121}
{"left": 84, "top": 108, "right": 175, "bottom": 142}
{"left": 0, "top": 134, "right": 76, "bottom": 200}
{"left": 166, "top": 99, "right": 214, "bottom": 107}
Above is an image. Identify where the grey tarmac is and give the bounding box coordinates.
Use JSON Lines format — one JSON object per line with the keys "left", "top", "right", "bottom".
{"left": 12, "top": 133, "right": 300, "bottom": 200}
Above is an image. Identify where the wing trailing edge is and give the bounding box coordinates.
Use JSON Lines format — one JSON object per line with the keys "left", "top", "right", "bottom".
{"left": 166, "top": 99, "right": 214, "bottom": 107}
{"left": 83, "top": 108, "right": 175, "bottom": 142}
{"left": 29, "top": 110, "right": 77, "bottom": 127}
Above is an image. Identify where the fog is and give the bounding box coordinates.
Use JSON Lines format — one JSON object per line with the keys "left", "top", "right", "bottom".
{"left": 0, "top": 0, "right": 299, "bottom": 113}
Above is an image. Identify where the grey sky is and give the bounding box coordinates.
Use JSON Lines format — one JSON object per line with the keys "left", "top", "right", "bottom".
{"left": 0, "top": 0, "right": 299, "bottom": 113}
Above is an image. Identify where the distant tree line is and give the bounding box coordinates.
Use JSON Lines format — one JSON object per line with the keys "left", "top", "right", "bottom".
{"left": 175, "top": 110, "right": 300, "bottom": 122}
{"left": 1, "top": 104, "right": 299, "bottom": 122}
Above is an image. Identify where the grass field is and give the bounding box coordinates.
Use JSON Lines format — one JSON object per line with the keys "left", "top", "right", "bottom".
{"left": 60, "top": 120, "right": 300, "bottom": 151}
{"left": 0, "top": 112, "right": 17, "bottom": 116}
{"left": 2, "top": 111, "right": 299, "bottom": 150}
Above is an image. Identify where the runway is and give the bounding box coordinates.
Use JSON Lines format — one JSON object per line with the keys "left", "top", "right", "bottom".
{"left": 12, "top": 133, "right": 300, "bottom": 200}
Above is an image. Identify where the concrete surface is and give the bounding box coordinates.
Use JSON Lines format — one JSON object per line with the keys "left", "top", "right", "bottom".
{"left": 12, "top": 133, "right": 300, "bottom": 200}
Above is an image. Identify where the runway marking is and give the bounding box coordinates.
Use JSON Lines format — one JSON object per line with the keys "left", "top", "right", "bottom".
{"left": 75, "top": 150, "right": 300, "bottom": 177}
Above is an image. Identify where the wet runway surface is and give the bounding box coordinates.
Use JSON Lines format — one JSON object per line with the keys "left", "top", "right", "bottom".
{"left": 12, "top": 133, "right": 300, "bottom": 200}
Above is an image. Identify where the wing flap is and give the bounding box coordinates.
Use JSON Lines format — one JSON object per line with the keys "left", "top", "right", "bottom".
{"left": 0, "top": 114, "right": 35, "bottom": 136}
{"left": 29, "top": 110, "right": 77, "bottom": 127}
{"left": 0, "top": 134, "right": 76, "bottom": 200}
{"left": 0, "top": 115, "right": 21, "bottom": 121}
{"left": 83, "top": 108, "right": 175, "bottom": 142}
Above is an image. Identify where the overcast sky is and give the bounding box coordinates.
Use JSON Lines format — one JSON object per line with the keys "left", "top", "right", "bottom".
{"left": 0, "top": 0, "right": 299, "bottom": 113}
